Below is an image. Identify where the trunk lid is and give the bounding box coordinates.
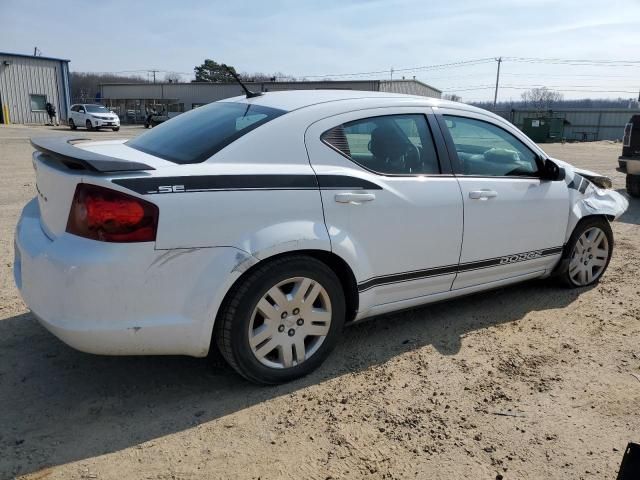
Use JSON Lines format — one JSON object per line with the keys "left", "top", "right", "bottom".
{"left": 33, "top": 151, "right": 83, "bottom": 238}
{"left": 31, "top": 137, "right": 170, "bottom": 238}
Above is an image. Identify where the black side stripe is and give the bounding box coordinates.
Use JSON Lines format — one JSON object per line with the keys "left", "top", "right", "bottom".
{"left": 568, "top": 174, "right": 589, "bottom": 194}
{"left": 318, "top": 175, "right": 382, "bottom": 190}
{"left": 358, "top": 264, "right": 458, "bottom": 292}
{"left": 357, "top": 246, "right": 564, "bottom": 292}
{"left": 113, "top": 174, "right": 382, "bottom": 195}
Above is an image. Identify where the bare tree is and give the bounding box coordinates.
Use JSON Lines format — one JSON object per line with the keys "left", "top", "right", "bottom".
{"left": 239, "top": 71, "right": 297, "bottom": 82}
{"left": 70, "top": 72, "right": 147, "bottom": 103}
{"left": 521, "top": 87, "right": 564, "bottom": 111}
{"left": 164, "top": 72, "right": 182, "bottom": 83}
{"left": 239, "top": 72, "right": 274, "bottom": 82}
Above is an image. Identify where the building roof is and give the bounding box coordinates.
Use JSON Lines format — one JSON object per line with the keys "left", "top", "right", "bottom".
{"left": 0, "top": 51, "right": 70, "bottom": 63}
{"left": 99, "top": 79, "right": 440, "bottom": 92}
{"left": 379, "top": 79, "right": 442, "bottom": 94}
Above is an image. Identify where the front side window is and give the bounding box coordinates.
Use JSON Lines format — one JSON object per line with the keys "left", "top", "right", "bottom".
{"left": 322, "top": 114, "right": 440, "bottom": 175}
{"left": 444, "top": 115, "right": 540, "bottom": 177}
{"left": 30, "top": 94, "right": 46, "bottom": 111}
{"left": 128, "top": 102, "right": 286, "bottom": 164}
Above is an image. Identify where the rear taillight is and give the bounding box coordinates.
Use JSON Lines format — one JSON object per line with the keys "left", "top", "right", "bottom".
{"left": 66, "top": 183, "right": 158, "bottom": 242}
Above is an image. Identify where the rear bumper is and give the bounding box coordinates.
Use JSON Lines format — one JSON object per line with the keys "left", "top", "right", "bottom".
{"left": 14, "top": 198, "right": 245, "bottom": 357}
{"left": 626, "top": 158, "right": 640, "bottom": 175}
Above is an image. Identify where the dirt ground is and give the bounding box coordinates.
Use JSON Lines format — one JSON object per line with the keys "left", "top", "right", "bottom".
{"left": 0, "top": 125, "right": 638, "bottom": 480}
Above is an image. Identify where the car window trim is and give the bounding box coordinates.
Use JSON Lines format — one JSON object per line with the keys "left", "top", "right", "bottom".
{"left": 436, "top": 113, "right": 544, "bottom": 180}
{"left": 320, "top": 112, "right": 449, "bottom": 178}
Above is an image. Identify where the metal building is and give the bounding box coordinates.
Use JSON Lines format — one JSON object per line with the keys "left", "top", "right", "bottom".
{"left": 100, "top": 79, "right": 441, "bottom": 124}
{"left": 0, "top": 52, "right": 71, "bottom": 125}
{"left": 496, "top": 108, "right": 640, "bottom": 141}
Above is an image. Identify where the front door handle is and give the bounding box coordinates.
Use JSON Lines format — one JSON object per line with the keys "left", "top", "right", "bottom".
{"left": 469, "top": 189, "right": 498, "bottom": 200}
{"left": 334, "top": 192, "right": 376, "bottom": 204}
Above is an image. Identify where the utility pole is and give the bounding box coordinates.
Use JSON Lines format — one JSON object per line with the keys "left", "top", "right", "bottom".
{"left": 493, "top": 56, "right": 502, "bottom": 109}
{"left": 148, "top": 70, "right": 159, "bottom": 84}
{"left": 390, "top": 67, "right": 394, "bottom": 81}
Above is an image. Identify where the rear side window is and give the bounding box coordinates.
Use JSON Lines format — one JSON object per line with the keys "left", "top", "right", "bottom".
{"left": 321, "top": 114, "right": 440, "bottom": 175}
{"left": 127, "top": 102, "right": 286, "bottom": 164}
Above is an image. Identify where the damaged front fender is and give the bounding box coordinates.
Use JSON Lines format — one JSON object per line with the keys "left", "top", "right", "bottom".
{"left": 552, "top": 158, "right": 629, "bottom": 241}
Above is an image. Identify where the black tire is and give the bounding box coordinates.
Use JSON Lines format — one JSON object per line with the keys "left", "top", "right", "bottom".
{"left": 69, "top": 119, "right": 77, "bottom": 130}
{"left": 627, "top": 174, "right": 640, "bottom": 198}
{"left": 112, "top": 127, "right": 120, "bottom": 132}
{"left": 556, "top": 217, "right": 613, "bottom": 288}
{"left": 85, "top": 119, "right": 94, "bottom": 131}
{"left": 215, "top": 255, "right": 346, "bottom": 384}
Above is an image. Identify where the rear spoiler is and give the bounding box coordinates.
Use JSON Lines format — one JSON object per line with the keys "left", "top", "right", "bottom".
{"left": 30, "top": 137, "right": 155, "bottom": 172}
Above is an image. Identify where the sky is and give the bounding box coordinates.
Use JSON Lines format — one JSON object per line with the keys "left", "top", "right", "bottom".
{"left": 1, "top": 0, "right": 640, "bottom": 102}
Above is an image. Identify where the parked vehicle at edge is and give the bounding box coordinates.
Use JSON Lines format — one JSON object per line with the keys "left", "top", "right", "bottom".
{"left": 15, "top": 91, "right": 628, "bottom": 384}
{"left": 68, "top": 104, "right": 120, "bottom": 132}
{"left": 619, "top": 114, "right": 640, "bottom": 197}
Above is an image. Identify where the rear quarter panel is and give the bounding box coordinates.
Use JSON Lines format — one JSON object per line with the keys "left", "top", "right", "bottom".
{"left": 108, "top": 111, "right": 332, "bottom": 258}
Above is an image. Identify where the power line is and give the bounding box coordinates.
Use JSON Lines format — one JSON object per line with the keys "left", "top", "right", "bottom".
{"left": 442, "top": 83, "right": 639, "bottom": 90}
{"left": 443, "top": 85, "right": 639, "bottom": 94}
{"left": 504, "top": 57, "right": 640, "bottom": 67}
{"left": 299, "top": 58, "right": 495, "bottom": 79}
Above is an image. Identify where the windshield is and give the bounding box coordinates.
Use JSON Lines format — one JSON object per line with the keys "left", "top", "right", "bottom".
{"left": 86, "top": 105, "right": 110, "bottom": 113}
{"left": 127, "top": 102, "right": 286, "bottom": 164}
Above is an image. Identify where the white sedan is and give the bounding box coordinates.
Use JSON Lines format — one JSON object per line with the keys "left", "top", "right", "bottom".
{"left": 15, "top": 91, "right": 628, "bottom": 383}
{"left": 68, "top": 104, "right": 120, "bottom": 131}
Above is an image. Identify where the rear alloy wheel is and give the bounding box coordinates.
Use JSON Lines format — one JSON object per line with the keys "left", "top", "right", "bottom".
{"left": 69, "top": 118, "right": 76, "bottom": 130}
{"left": 560, "top": 218, "right": 613, "bottom": 287}
{"left": 85, "top": 119, "right": 94, "bottom": 131}
{"left": 215, "top": 256, "right": 345, "bottom": 384}
{"left": 249, "top": 277, "right": 332, "bottom": 369}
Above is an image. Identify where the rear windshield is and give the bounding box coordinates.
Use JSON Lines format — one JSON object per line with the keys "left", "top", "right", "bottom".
{"left": 127, "top": 102, "right": 286, "bottom": 164}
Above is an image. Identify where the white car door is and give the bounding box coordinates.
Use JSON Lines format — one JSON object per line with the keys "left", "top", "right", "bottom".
{"left": 435, "top": 109, "right": 569, "bottom": 289}
{"left": 305, "top": 108, "right": 464, "bottom": 308}
{"left": 77, "top": 105, "right": 87, "bottom": 126}
{"left": 69, "top": 105, "right": 78, "bottom": 124}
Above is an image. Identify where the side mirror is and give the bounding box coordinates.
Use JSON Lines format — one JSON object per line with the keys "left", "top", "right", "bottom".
{"left": 540, "top": 158, "right": 565, "bottom": 181}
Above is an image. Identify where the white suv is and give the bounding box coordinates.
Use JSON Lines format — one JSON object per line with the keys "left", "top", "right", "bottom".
{"left": 16, "top": 91, "right": 628, "bottom": 384}
{"left": 69, "top": 104, "right": 120, "bottom": 131}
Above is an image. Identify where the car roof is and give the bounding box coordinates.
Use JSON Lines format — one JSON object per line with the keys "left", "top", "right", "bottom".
{"left": 222, "top": 89, "right": 495, "bottom": 118}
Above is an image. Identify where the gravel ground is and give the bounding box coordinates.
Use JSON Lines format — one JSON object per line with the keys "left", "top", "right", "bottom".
{"left": 0, "top": 125, "right": 638, "bottom": 480}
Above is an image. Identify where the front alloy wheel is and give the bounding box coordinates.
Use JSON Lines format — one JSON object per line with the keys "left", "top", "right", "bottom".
{"left": 559, "top": 217, "right": 613, "bottom": 288}
{"left": 215, "top": 255, "right": 345, "bottom": 384}
{"left": 568, "top": 227, "right": 610, "bottom": 286}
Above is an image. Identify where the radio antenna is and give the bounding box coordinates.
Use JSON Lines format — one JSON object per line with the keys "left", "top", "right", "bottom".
{"left": 222, "top": 64, "right": 262, "bottom": 98}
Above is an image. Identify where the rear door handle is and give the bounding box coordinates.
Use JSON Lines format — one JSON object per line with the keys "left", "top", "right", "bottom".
{"left": 469, "top": 189, "right": 498, "bottom": 200}
{"left": 334, "top": 192, "right": 376, "bottom": 204}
